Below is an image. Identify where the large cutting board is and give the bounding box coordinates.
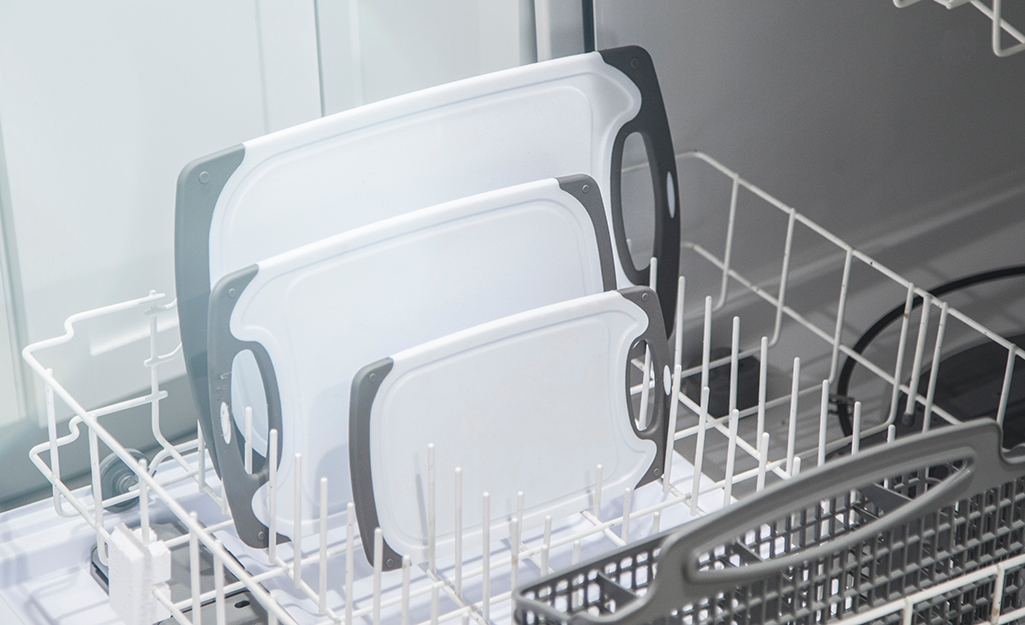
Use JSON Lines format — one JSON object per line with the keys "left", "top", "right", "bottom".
{"left": 206, "top": 177, "right": 615, "bottom": 547}
{"left": 349, "top": 287, "right": 670, "bottom": 570}
{"left": 176, "top": 46, "right": 680, "bottom": 473}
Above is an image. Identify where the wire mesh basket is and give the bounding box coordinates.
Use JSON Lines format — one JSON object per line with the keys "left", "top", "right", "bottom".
{"left": 514, "top": 421, "right": 1025, "bottom": 625}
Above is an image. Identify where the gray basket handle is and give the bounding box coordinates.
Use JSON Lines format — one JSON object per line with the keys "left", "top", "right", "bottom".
{"left": 616, "top": 421, "right": 1005, "bottom": 621}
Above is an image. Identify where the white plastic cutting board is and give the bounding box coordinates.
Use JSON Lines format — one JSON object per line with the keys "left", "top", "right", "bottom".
{"left": 175, "top": 47, "right": 680, "bottom": 476}
{"left": 348, "top": 287, "right": 670, "bottom": 569}
{"left": 206, "top": 177, "right": 615, "bottom": 546}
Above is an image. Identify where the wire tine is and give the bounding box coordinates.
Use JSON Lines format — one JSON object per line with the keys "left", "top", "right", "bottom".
{"left": 757, "top": 337, "right": 768, "bottom": 441}
{"left": 729, "top": 316, "right": 740, "bottom": 414}
{"left": 998, "top": 346, "right": 1017, "bottom": 427}
{"left": 674, "top": 276, "right": 685, "bottom": 370}
{"left": 702, "top": 297, "right": 712, "bottom": 391}
{"left": 828, "top": 248, "right": 854, "bottom": 381}
{"left": 510, "top": 517, "right": 520, "bottom": 594}
{"left": 541, "top": 514, "right": 552, "bottom": 575}
{"left": 769, "top": 208, "right": 796, "bottom": 347}
{"left": 454, "top": 466, "right": 463, "bottom": 594}
{"left": 691, "top": 386, "right": 710, "bottom": 516}
{"left": 268, "top": 428, "right": 278, "bottom": 560}
{"left": 373, "top": 528, "right": 383, "bottom": 625}
{"left": 401, "top": 556, "right": 410, "bottom": 625}
{"left": 294, "top": 453, "right": 302, "bottom": 588}
{"left": 786, "top": 357, "right": 800, "bottom": 474}
{"left": 723, "top": 409, "right": 739, "bottom": 506}
{"left": 663, "top": 363, "right": 682, "bottom": 493}
{"left": 922, "top": 303, "right": 948, "bottom": 432}
{"left": 817, "top": 380, "right": 829, "bottom": 468}
{"left": 345, "top": 502, "right": 354, "bottom": 625}
{"left": 715, "top": 173, "right": 740, "bottom": 310}
{"left": 904, "top": 295, "right": 932, "bottom": 424}
{"left": 888, "top": 284, "right": 916, "bottom": 423}
{"left": 621, "top": 488, "right": 632, "bottom": 541}
{"left": 244, "top": 406, "right": 253, "bottom": 474}
{"left": 215, "top": 538, "right": 226, "bottom": 625}
{"left": 757, "top": 432, "right": 770, "bottom": 492}
{"left": 852, "top": 402, "right": 862, "bottom": 455}
{"left": 482, "top": 492, "right": 491, "bottom": 623}
{"left": 427, "top": 443, "right": 436, "bottom": 572}
{"left": 318, "top": 477, "right": 328, "bottom": 614}
{"left": 190, "top": 512, "right": 202, "bottom": 625}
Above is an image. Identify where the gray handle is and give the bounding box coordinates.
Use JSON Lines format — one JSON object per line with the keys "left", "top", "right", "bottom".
{"left": 600, "top": 46, "right": 680, "bottom": 338}
{"left": 618, "top": 287, "right": 671, "bottom": 488}
{"left": 174, "top": 144, "right": 245, "bottom": 477}
{"left": 207, "top": 264, "right": 286, "bottom": 549}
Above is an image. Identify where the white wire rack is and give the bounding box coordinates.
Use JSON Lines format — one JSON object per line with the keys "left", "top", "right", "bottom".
{"left": 892, "top": 0, "right": 1025, "bottom": 57}
{"left": 18, "top": 150, "right": 1025, "bottom": 625}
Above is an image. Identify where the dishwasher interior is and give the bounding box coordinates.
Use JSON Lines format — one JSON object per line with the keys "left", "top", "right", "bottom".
{"left": 3, "top": 2, "right": 1025, "bottom": 625}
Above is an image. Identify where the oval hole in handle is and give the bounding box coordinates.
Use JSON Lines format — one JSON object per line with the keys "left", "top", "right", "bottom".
{"left": 626, "top": 337, "right": 659, "bottom": 435}
{"left": 684, "top": 453, "right": 973, "bottom": 590}
{"left": 619, "top": 132, "right": 658, "bottom": 274}
{"left": 231, "top": 348, "right": 269, "bottom": 458}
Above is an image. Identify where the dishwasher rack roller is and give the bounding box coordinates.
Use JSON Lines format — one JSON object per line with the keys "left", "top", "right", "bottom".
{"left": 19, "top": 150, "right": 1025, "bottom": 625}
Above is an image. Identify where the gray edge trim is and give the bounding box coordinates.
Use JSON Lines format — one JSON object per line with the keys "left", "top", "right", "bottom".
{"left": 207, "top": 263, "right": 286, "bottom": 549}
{"left": 175, "top": 144, "right": 245, "bottom": 476}
{"left": 617, "top": 286, "right": 670, "bottom": 489}
{"left": 514, "top": 421, "right": 1006, "bottom": 623}
{"left": 599, "top": 45, "right": 680, "bottom": 337}
{"left": 348, "top": 358, "right": 405, "bottom": 571}
{"left": 556, "top": 174, "right": 617, "bottom": 293}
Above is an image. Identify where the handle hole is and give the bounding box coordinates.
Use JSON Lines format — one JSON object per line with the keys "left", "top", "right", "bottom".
{"left": 619, "top": 132, "right": 657, "bottom": 274}
{"left": 231, "top": 349, "right": 269, "bottom": 459}
{"left": 626, "top": 338, "right": 657, "bottom": 433}
{"left": 693, "top": 457, "right": 968, "bottom": 574}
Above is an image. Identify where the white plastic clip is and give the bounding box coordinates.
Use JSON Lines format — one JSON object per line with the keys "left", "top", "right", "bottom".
{"left": 108, "top": 523, "right": 171, "bottom": 625}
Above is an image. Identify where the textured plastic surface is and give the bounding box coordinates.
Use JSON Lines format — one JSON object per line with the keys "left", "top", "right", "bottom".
{"left": 207, "top": 177, "right": 615, "bottom": 546}
{"left": 350, "top": 287, "right": 670, "bottom": 569}
{"left": 515, "top": 421, "right": 1025, "bottom": 625}
{"left": 176, "top": 47, "right": 680, "bottom": 477}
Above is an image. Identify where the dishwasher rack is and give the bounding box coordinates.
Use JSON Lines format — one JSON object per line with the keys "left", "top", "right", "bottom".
{"left": 19, "top": 150, "right": 1025, "bottom": 625}
{"left": 892, "top": 0, "right": 1025, "bottom": 57}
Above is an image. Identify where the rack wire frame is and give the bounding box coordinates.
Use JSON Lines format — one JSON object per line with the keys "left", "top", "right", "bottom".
{"left": 18, "top": 150, "right": 1025, "bottom": 625}
{"left": 892, "top": 0, "right": 1025, "bottom": 57}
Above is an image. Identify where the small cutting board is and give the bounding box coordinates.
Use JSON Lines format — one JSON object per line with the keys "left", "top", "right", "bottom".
{"left": 349, "top": 287, "right": 671, "bottom": 570}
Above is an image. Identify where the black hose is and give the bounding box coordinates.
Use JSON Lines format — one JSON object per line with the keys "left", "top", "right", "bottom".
{"left": 835, "top": 265, "right": 1025, "bottom": 435}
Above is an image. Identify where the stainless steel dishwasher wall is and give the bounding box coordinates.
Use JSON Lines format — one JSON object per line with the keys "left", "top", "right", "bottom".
{"left": 596, "top": 1, "right": 1025, "bottom": 280}
{"left": 593, "top": 1, "right": 1025, "bottom": 489}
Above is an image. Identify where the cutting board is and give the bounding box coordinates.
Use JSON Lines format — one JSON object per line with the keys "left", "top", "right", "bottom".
{"left": 175, "top": 46, "right": 680, "bottom": 473}
{"left": 206, "top": 177, "right": 616, "bottom": 547}
{"left": 349, "top": 287, "right": 670, "bottom": 570}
